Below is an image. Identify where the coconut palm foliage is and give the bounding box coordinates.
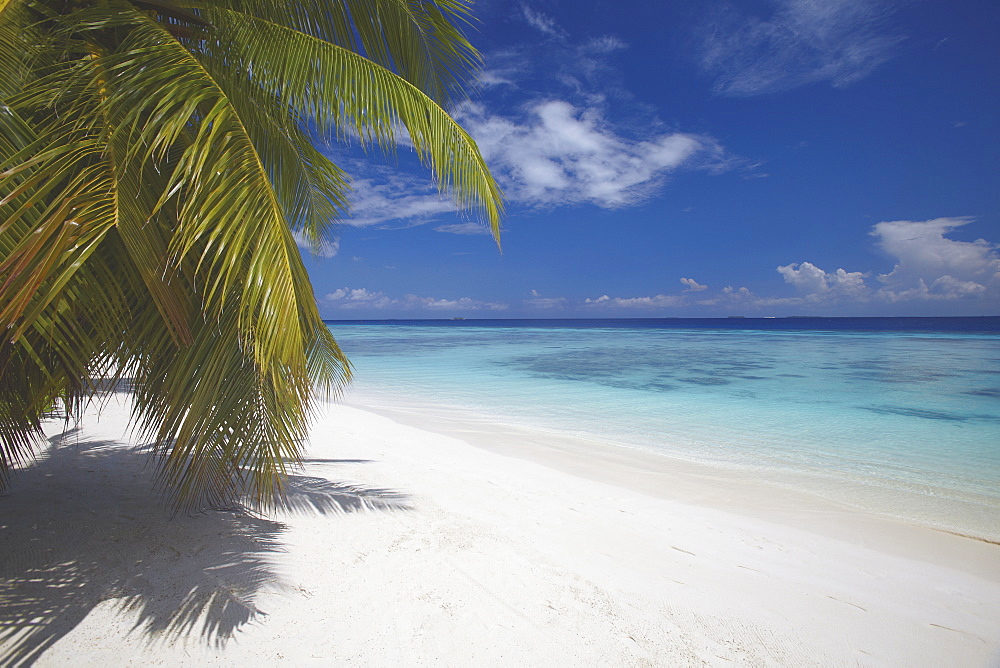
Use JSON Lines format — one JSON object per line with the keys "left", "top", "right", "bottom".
{"left": 0, "top": 0, "right": 503, "bottom": 509}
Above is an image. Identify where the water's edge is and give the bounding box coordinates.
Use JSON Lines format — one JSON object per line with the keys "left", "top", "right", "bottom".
{"left": 338, "top": 386, "right": 1000, "bottom": 544}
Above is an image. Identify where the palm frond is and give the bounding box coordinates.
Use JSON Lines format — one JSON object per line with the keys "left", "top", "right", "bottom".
{"left": 202, "top": 5, "right": 503, "bottom": 240}
{"left": 1, "top": 0, "right": 493, "bottom": 509}
{"left": 197, "top": 53, "right": 350, "bottom": 250}
{"left": 210, "top": 0, "right": 480, "bottom": 105}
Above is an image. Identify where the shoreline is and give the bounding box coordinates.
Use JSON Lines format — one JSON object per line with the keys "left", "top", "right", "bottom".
{"left": 2, "top": 392, "right": 999, "bottom": 665}
{"left": 341, "top": 386, "right": 1000, "bottom": 553}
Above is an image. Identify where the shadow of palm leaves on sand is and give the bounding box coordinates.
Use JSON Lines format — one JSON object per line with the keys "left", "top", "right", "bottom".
{"left": 280, "top": 475, "right": 411, "bottom": 515}
{"left": 0, "top": 429, "right": 409, "bottom": 666}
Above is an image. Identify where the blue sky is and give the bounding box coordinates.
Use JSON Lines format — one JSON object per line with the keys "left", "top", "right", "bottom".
{"left": 303, "top": 0, "right": 999, "bottom": 319}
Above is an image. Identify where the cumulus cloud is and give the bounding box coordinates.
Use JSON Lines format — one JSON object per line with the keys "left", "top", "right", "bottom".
{"left": 873, "top": 217, "right": 1000, "bottom": 294}
{"left": 468, "top": 218, "right": 998, "bottom": 316}
{"left": 680, "top": 277, "right": 708, "bottom": 292}
{"left": 457, "top": 100, "right": 717, "bottom": 208}
{"left": 697, "top": 0, "right": 906, "bottom": 96}
{"left": 321, "top": 287, "right": 508, "bottom": 312}
{"left": 321, "top": 287, "right": 394, "bottom": 310}
{"left": 777, "top": 261, "right": 868, "bottom": 298}
{"left": 775, "top": 218, "right": 999, "bottom": 306}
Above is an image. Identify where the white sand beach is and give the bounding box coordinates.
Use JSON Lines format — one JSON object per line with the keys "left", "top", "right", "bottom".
{"left": 2, "top": 391, "right": 999, "bottom": 666}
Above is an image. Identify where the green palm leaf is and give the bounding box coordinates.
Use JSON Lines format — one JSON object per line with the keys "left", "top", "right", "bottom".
{"left": 0, "top": 0, "right": 502, "bottom": 509}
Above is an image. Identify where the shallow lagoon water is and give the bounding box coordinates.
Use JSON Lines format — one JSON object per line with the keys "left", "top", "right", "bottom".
{"left": 327, "top": 318, "right": 1000, "bottom": 539}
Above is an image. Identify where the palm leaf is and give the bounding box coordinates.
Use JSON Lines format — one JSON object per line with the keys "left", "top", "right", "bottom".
{"left": 1, "top": 0, "right": 496, "bottom": 509}
{"left": 210, "top": 0, "right": 481, "bottom": 105}
{"left": 201, "top": 5, "right": 503, "bottom": 240}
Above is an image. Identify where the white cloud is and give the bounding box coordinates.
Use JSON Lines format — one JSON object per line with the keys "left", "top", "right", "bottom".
{"left": 680, "top": 277, "right": 708, "bottom": 292}
{"left": 525, "top": 296, "right": 569, "bottom": 309}
{"left": 584, "top": 294, "right": 687, "bottom": 309}
{"left": 586, "top": 35, "right": 628, "bottom": 54}
{"left": 344, "top": 174, "right": 455, "bottom": 227}
{"left": 435, "top": 222, "right": 494, "bottom": 236}
{"left": 477, "top": 68, "right": 518, "bottom": 88}
{"left": 292, "top": 231, "right": 340, "bottom": 258}
{"left": 873, "top": 217, "right": 1000, "bottom": 288}
{"left": 697, "top": 0, "right": 906, "bottom": 96}
{"left": 696, "top": 285, "right": 806, "bottom": 309}
{"left": 404, "top": 295, "right": 509, "bottom": 310}
{"left": 721, "top": 286, "right": 753, "bottom": 301}
{"left": 321, "top": 287, "right": 394, "bottom": 310}
{"left": 777, "top": 261, "right": 868, "bottom": 298}
{"left": 778, "top": 261, "right": 827, "bottom": 293}
{"left": 312, "top": 19, "right": 744, "bottom": 231}
{"left": 321, "top": 287, "right": 508, "bottom": 312}
{"left": 308, "top": 157, "right": 460, "bottom": 229}
{"left": 521, "top": 5, "right": 563, "bottom": 37}
{"left": 581, "top": 287, "right": 800, "bottom": 311}
{"left": 457, "top": 100, "right": 717, "bottom": 208}
{"left": 773, "top": 218, "right": 999, "bottom": 306}
{"left": 506, "top": 218, "right": 998, "bottom": 316}
{"left": 524, "top": 288, "right": 567, "bottom": 309}
{"left": 878, "top": 277, "right": 989, "bottom": 303}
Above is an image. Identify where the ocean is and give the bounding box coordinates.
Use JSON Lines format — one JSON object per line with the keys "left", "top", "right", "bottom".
{"left": 325, "top": 317, "right": 1000, "bottom": 540}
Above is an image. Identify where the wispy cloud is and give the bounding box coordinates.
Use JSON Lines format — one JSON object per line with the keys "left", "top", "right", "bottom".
{"left": 292, "top": 231, "right": 340, "bottom": 258}
{"left": 458, "top": 100, "right": 725, "bottom": 208}
{"left": 435, "top": 222, "right": 494, "bottom": 236}
{"left": 320, "top": 287, "right": 508, "bottom": 313}
{"left": 580, "top": 287, "right": 800, "bottom": 311}
{"left": 341, "top": 172, "right": 455, "bottom": 227}
{"left": 696, "top": 0, "right": 906, "bottom": 96}
{"left": 321, "top": 10, "right": 745, "bottom": 228}
{"left": 520, "top": 4, "right": 564, "bottom": 38}
{"left": 583, "top": 294, "right": 688, "bottom": 309}
{"left": 525, "top": 296, "right": 569, "bottom": 309}
{"left": 525, "top": 289, "right": 568, "bottom": 309}
{"left": 466, "top": 12, "right": 749, "bottom": 208}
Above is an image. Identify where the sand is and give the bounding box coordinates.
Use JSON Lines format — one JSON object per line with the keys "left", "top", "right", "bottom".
{"left": 1, "top": 391, "right": 999, "bottom": 666}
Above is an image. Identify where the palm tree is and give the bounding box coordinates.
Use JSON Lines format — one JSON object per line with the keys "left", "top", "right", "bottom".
{"left": 0, "top": 0, "right": 502, "bottom": 509}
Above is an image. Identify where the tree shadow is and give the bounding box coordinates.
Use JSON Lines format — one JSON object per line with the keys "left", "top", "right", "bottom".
{"left": 0, "top": 428, "right": 409, "bottom": 666}
{"left": 280, "top": 475, "right": 411, "bottom": 516}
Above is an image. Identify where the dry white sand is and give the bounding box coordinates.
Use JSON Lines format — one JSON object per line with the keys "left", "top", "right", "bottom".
{"left": 1, "top": 391, "right": 999, "bottom": 666}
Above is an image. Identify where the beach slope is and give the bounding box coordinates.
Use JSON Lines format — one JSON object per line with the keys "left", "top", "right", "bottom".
{"left": 1, "top": 395, "right": 998, "bottom": 666}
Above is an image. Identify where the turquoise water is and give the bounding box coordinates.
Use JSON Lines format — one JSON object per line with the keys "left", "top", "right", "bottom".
{"left": 327, "top": 319, "right": 1000, "bottom": 538}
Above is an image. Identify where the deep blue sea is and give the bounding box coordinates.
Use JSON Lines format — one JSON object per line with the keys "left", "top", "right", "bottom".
{"left": 326, "top": 317, "right": 1000, "bottom": 539}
